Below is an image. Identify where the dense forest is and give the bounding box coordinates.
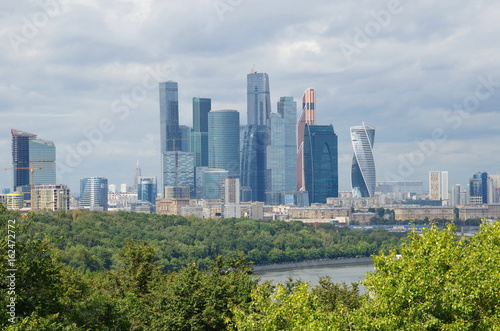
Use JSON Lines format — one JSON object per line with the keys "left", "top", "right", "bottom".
{"left": 14, "top": 209, "right": 406, "bottom": 272}
{"left": 1, "top": 204, "right": 499, "bottom": 330}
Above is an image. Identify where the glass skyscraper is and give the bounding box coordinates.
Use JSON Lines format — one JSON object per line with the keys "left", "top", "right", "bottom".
{"left": 303, "top": 124, "right": 338, "bottom": 204}
{"left": 266, "top": 97, "right": 297, "bottom": 203}
{"left": 191, "top": 97, "right": 211, "bottom": 167}
{"left": 29, "top": 139, "right": 56, "bottom": 185}
{"left": 247, "top": 71, "right": 271, "bottom": 126}
{"left": 163, "top": 151, "right": 195, "bottom": 197}
{"left": 11, "top": 129, "right": 37, "bottom": 191}
{"left": 159, "top": 81, "right": 180, "bottom": 153}
{"left": 297, "top": 88, "right": 316, "bottom": 191}
{"left": 208, "top": 110, "right": 240, "bottom": 176}
{"left": 137, "top": 176, "right": 157, "bottom": 205}
{"left": 80, "top": 177, "right": 108, "bottom": 211}
{"left": 350, "top": 122, "right": 376, "bottom": 198}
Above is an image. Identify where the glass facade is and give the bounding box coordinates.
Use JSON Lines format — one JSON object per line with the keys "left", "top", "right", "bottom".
{"left": 266, "top": 96, "right": 297, "bottom": 203}
{"left": 29, "top": 139, "right": 56, "bottom": 185}
{"left": 247, "top": 72, "right": 271, "bottom": 126}
{"left": 469, "top": 172, "right": 489, "bottom": 204}
{"left": 159, "top": 81, "right": 180, "bottom": 153}
{"left": 80, "top": 177, "right": 108, "bottom": 211}
{"left": 11, "top": 129, "right": 37, "bottom": 191}
{"left": 162, "top": 151, "right": 195, "bottom": 197}
{"left": 241, "top": 125, "right": 267, "bottom": 202}
{"left": 297, "top": 89, "right": 315, "bottom": 191}
{"left": 137, "top": 176, "right": 157, "bottom": 205}
{"left": 191, "top": 97, "right": 211, "bottom": 167}
{"left": 208, "top": 110, "right": 240, "bottom": 176}
{"left": 303, "top": 124, "right": 338, "bottom": 204}
{"left": 178, "top": 125, "right": 191, "bottom": 152}
{"left": 350, "top": 122, "right": 376, "bottom": 198}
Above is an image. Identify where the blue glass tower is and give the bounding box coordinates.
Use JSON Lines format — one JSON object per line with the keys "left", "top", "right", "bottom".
{"left": 191, "top": 97, "right": 211, "bottom": 167}
{"left": 80, "top": 177, "right": 108, "bottom": 211}
{"left": 208, "top": 110, "right": 240, "bottom": 176}
{"left": 137, "top": 176, "right": 157, "bottom": 205}
{"left": 350, "top": 123, "right": 376, "bottom": 198}
{"left": 303, "top": 124, "right": 338, "bottom": 204}
{"left": 29, "top": 139, "right": 56, "bottom": 185}
{"left": 11, "top": 129, "right": 36, "bottom": 191}
{"left": 159, "top": 81, "right": 180, "bottom": 153}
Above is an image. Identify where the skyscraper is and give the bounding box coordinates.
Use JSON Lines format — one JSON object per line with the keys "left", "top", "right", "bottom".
{"left": 303, "top": 124, "right": 338, "bottom": 203}
{"left": 241, "top": 71, "right": 271, "bottom": 202}
{"left": 163, "top": 151, "right": 195, "bottom": 197}
{"left": 208, "top": 110, "right": 240, "bottom": 176}
{"left": 178, "top": 125, "right": 191, "bottom": 152}
{"left": 191, "top": 97, "right": 211, "bottom": 167}
{"left": 29, "top": 139, "right": 56, "bottom": 185}
{"left": 11, "top": 129, "right": 37, "bottom": 191}
{"left": 159, "top": 81, "right": 180, "bottom": 153}
{"left": 350, "top": 122, "right": 376, "bottom": 198}
{"left": 266, "top": 96, "right": 297, "bottom": 203}
{"left": 80, "top": 177, "right": 108, "bottom": 211}
{"left": 297, "top": 88, "right": 315, "bottom": 191}
{"left": 137, "top": 176, "right": 157, "bottom": 205}
{"left": 133, "top": 160, "right": 142, "bottom": 193}
{"left": 469, "top": 172, "right": 490, "bottom": 205}
{"left": 429, "top": 171, "right": 441, "bottom": 200}
{"left": 247, "top": 71, "right": 271, "bottom": 126}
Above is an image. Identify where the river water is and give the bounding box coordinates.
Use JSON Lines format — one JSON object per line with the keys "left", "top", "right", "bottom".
{"left": 253, "top": 261, "right": 375, "bottom": 287}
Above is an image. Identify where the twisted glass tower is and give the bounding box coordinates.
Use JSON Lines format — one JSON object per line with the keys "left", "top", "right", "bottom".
{"left": 350, "top": 122, "right": 376, "bottom": 198}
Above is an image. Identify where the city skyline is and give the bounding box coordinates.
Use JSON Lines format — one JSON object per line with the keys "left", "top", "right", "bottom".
{"left": 1, "top": 1, "right": 500, "bottom": 194}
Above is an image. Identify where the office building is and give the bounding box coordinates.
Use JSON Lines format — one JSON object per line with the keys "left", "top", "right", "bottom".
{"left": 450, "top": 184, "right": 467, "bottom": 207}
{"left": 191, "top": 97, "right": 211, "bottom": 167}
{"left": 162, "top": 151, "right": 195, "bottom": 197}
{"left": 241, "top": 125, "right": 267, "bottom": 201}
{"left": 266, "top": 97, "right": 297, "bottom": 203}
{"left": 469, "top": 172, "right": 491, "bottom": 205}
{"left": 164, "top": 186, "right": 190, "bottom": 199}
{"left": 208, "top": 110, "right": 240, "bottom": 176}
{"left": 29, "top": 139, "right": 56, "bottom": 185}
{"left": 297, "top": 88, "right": 315, "bottom": 191}
{"left": 441, "top": 171, "right": 449, "bottom": 200}
{"left": 247, "top": 71, "right": 271, "bottom": 126}
{"left": 132, "top": 161, "right": 141, "bottom": 193}
{"left": 429, "top": 171, "right": 441, "bottom": 200}
{"left": 80, "top": 177, "right": 108, "bottom": 211}
{"left": 32, "top": 184, "right": 70, "bottom": 211}
{"left": 159, "top": 81, "right": 180, "bottom": 153}
{"left": 350, "top": 122, "right": 376, "bottom": 198}
{"left": 195, "top": 167, "right": 229, "bottom": 200}
{"left": 137, "top": 176, "right": 157, "bottom": 205}
{"left": 178, "top": 125, "right": 191, "bottom": 152}
{"left": 11, "top": 129, "right": 37, "bottom": 191}
{"left": 303, "top": 124, "right": 338, "bottom": 204}
{"left": 223, "top": 177, "right": 241, "bottom": 218}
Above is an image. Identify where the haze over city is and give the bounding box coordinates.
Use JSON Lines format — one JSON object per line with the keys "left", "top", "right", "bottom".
{"left": 1, "top": 0, "right": 500, "bottom": 194}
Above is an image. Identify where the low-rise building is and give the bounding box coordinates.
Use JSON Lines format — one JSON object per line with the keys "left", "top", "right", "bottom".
{"left": 394, "top": 206, "right": 455, "bottom": 221}
{"left": 288, "top": 207, "right": 350, "bottom": 224}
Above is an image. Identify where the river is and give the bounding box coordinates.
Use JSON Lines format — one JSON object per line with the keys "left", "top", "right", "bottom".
{"left": 253, "top": 259, "right": 375, "bottom": 287}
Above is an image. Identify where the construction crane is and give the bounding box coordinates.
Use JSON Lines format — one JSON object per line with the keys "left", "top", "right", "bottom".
{"left": 1, "top": 167, "right": 42, "bottom": 210}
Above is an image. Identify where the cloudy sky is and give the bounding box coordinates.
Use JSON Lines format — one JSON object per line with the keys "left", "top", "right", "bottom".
{"left": 1, "top": 0, "right": 500, "bottom": 195}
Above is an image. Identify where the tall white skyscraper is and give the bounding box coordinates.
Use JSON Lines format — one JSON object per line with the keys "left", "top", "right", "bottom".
{"left": 350, "top": 123, "right": 376, "bottom": 198}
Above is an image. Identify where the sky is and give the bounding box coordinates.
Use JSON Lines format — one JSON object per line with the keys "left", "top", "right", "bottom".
{"left": 1, "top": 0, "right": 500, "bottom": 195}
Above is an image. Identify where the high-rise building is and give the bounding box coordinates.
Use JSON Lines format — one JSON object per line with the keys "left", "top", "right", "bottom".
{"left": 133, "top": 161, "right": 142, "bottom": 193}
{"left": 29, "top": 139, "right": 56, "bottom": 185}
{"left": 11, "top": 129, "right": 37, "bottom": 191}
{"left": 350, "top": 122, "right": 376, "bottom": 198}
{"left": 32, "top": 184, "right": 70, "bottom": 211}
{"left": 490, "top": 174, "right": 500, "bottom": 203}
{"left": 223, "top": 177, "right": 241, "bottom": 218}
{"left": 178, "top": 125, "right": 191, "bottom": 152}
{"left": 450, "top": 184, "right": 467, "bottom": 207}
{"left": 191, "top": 97, "right": 211, "bottom": 167}
{"left": 208, "top": 110, "right": 240, "bottom": 176}
{"left": 429, "top": 171, "right": 441, "bottom": 200}
{"left": 266, "top": 97, "right": 297, "bottom": 204}
{"left": 162, "top": 151, "right": 195, "bottom": 197}
{"left": 297, "top": 88, "right": 315, "bottom": 191}
{"left": 247, "top": 71, "right": 271, "bottom": 126}
{"left": 469, "top": 172, "right": 490, "bottom": 205}
{"left": 441, "top": 171, "right": 449, "bottom": 200}
{"left": 241, "top": 125, "right": 267, "bottom": 202}
{"left": 195, "top": 167, "right": 229, "bottom": 200}
{"left": 303, "top": 124, "right": 338, "bottom": 204}
{"left": 80, "top": 177, "right": 108, "bottom": 211}
{"left": 159, "top": 81, "right": 180, "bottom": 153}
{"left": 137, "top": 176, "right": 157, "bottom": 205}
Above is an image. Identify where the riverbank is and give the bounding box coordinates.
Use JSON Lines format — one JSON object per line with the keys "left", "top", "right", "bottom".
{"left": 252, "top": 257, "right": 373, "bottom": 272}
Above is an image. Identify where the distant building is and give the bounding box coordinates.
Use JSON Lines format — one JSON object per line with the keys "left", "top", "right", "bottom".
{"left": 208, "top": 110, "right": 240, "bottom": 176}
{"left": 178, "top": 125, "right": 191, "bottom": 152}
{"left": 303, "top": 124, "right": 338, "bottom": 204}
{"left": 297, "top": 88, "right": 315, "bottom": 191}
{"left": 450, "top": 184, "right": 467, "bottom": 207}
{"left": 350, "top": 123, "right": 376, "bottom": 198}
{"left": 195, "top": 167, "right": 229, "bottom": 200}
{"left": 429, "top": 171, "right": 448, "bottom": 201}
{"left": 159, "top": 81, "right": 180, "bottom": 153}
{"left": 11, "top": 129, "right": 37, "bottom": 191}
{"left": 32, "top": 184, "right": 70, "bottom": 211}
{"left": 469, "top": 172, "right": 490, "bottom": 205}
{"left": 5, "top": 193, "right": 23, "bottom": 210}
{"left": 191, "top": 97, "right": 211, "bottom": 167}
{"left": 240, "top": 125, "right": 267, "bottom": 201}
{"left": 162, "top": 151, "right": 195, "bottom": 197}
{"left": 393, "top": 206, "right": 454, "bottom": 221}
{"left": 80, "top": 177, "right": 108, "bottom": 211}
{"left": 164, "top": 186, "right": 190, "bottom": 199}
{"left": 376, "top": 181, "right": 423, "bottom": 199}
{"left": 29, "top": 139, "right": 56, "bottom": 185}
{"left": 137, "top": 176, "right": 157, "bottom": 205}
{"left": 266, "top": 96, "right": 297, "bottom": 203}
